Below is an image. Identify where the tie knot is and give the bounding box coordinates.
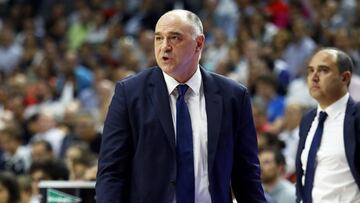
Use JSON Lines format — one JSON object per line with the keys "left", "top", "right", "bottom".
{"left": 177, "top": 84, "right": 189, "bottom": 97}
{"left": 318, "top": 111, "right": 328, "bottom": 123}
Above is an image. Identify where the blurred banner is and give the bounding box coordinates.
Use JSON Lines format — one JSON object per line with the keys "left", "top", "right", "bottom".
{"left": 39, "top": 181, "right": 96, "bottom": 203}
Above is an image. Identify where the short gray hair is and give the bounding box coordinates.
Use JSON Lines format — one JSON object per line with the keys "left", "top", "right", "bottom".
{"left": 184, "top": 10, "right": 203, "bottom": 36}
{"left": 164, "top": 9, "right": 203, "bottom": 37}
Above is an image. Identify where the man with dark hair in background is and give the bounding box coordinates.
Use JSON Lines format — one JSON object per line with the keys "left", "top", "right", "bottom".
{"left": 296, "top": 48, "right": 360, "bottom": 202}
{"left": 259, "top": 147, "right": 295, "bottom": 203}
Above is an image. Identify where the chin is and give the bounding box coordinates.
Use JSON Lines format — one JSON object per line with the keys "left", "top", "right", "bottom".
{"left": 159, "top": 64, "right": 172, "bottom": 71}
{"left": 165, "top": 67, "right": 176, "bottom": 73}
{"left": 163, "top": 64, "right": 179, "bottom": 72}
{"left": 261, "top": 177, "right": 275, "bottom": 184}
{"left": 310, "top": 90, "right": 321, "bottom": 98}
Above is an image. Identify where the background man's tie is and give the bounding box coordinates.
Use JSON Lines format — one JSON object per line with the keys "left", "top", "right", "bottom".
{"left": 176, "top": 84, "right": 195, "bottom": 203}
{"left": 303, "top": 111, "right": 328, "bottom": 203}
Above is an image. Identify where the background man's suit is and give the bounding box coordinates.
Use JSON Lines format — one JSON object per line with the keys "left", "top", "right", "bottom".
{"left": 295, "top": 97, "right": 360, "bottom": 202}
{"left": 96, "top": 67, "right": 265, "bottom": 203}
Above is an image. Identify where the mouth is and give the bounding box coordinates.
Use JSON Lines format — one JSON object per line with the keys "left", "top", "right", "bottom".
{"left": 161, "top": 56, "right": 171, "bottom": 63}
{"left": 310, "top": 85, "right": 320, "bottom": 90}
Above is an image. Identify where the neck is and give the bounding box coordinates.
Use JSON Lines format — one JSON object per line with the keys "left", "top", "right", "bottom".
{"left": 173, "top": 66, "right": 198, "bottom": 83}
{"left": 263, "top": 178, "right": 280, "bottom": 193}
{"left": 318, "top": 91, "right": 347, "bottom": 109}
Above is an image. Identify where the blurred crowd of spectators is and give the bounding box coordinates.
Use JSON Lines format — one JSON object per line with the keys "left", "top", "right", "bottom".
{"left": 0, "top": 0, "right": 360, "bottom": 202}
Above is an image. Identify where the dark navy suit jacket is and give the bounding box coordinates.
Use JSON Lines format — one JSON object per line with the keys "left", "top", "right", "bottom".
{"left": 295, "top": 97, "right": 360, "bottom": 202}
{"left": 96, "top": 67, "right": 266, "bottom": 203}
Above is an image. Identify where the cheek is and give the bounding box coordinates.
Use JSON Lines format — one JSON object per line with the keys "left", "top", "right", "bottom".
{"left": 177, "top": 49, "right": 193, "bottom": 61}
{"left": 324, "top": 76, "right": 340, "bottom": 89}
{"left": 307, "top": 75, "right": 312, "bottom": 84}
{"left": 154, "top": 47, "right": 160, "bottom": 55}
{"left": 154, "top": 45, "right": 161, "bottom": 54}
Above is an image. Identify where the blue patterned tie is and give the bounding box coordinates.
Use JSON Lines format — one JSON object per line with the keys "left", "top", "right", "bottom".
{"left": 303, "top": 111, "right": 328, "bottom": 203}
{"left": 176, "top": 84, "right": 194, "bottom": 203}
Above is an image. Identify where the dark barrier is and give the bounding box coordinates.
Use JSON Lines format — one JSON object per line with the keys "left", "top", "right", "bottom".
{"left": 39, "top": 181, "right": 96, "bottom": 203}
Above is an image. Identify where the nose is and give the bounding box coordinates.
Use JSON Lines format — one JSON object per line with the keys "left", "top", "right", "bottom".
{"left": 311, "top": 71, "right": 319, "bottom": 82}
{"left": 313, "top": 71, "right": 319, "bottom": 80}
{"left": 161, "top": 38, "right": 172, "bottom": 52}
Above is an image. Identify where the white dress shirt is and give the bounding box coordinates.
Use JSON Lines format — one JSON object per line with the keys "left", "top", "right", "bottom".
{"left": 163, "top": 67, "right": 211, "bottom": 203}
{"left": 301, "top": 93, "right": 360, "bottom": 202}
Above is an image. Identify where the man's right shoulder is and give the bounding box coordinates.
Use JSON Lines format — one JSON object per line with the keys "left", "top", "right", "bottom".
{"left": 117, "top": 66, "right": 160, "bottom": 86}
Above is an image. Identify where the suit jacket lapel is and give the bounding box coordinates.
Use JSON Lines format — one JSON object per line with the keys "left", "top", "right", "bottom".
{"left": 148, "top": 68, "right": 176, "bottom": 153}
{"left": 296, "top": 109, "right": 316, "bottom": 194}
{"left": 201, "top": 69, "right": 223, "bottom": 175}
{"left": 298, "top": 109, "right": 316, "bottom": 160}
{"left": 343, "top": 97, "right": 360, "bottom": 187}
{"left": 344, "top": 97, "right": 355, "bottom": 165}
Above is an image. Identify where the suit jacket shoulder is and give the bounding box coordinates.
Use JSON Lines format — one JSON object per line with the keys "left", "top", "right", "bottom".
{"left": 204, "top": 70, "right": 248, "bottom": 94}
{"left": 117, "top": 67, "right": 159, "bottom": 88}
{"left": 299, "top": 108, "right": 317, "bottom": 137}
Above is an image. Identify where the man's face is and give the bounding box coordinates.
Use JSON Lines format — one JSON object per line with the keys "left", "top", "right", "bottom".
{"left": 31, "top": 143, "right": 53, "bottom": 162}
{"left": 307, "top": 50, "right": 348, "bottom": 108}
{"left": 259, "top": 151, "right": 278, "bottom": 184}
{"left": 31, "top": 170, "right": 49, "bottom": 195}
{"left": 154, "top": 13, "right": 202, "bottom": 81}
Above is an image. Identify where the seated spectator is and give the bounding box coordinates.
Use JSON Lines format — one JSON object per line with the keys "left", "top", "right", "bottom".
{"left": 65, "top": 143, "right": 97, "bottom": 180}
{"left": 278, "top": 103, "right": 305, "bottom": 180}
{"left": 31, "top": 140, "right": 54, "bottom": 162}
{"left": 17, "top": 175, "right": 32, "bottom": 203}
{"left": 0, "top": 171, "right": 20, "bottom": 203}
{"left": 29, "top": 159, "right": 69, "bottom": 203}
{"left": 56, "top": 50, "right": 94, "bottom": 98}
{"left": 252, "top": 102, "right": 273, "bottom": 135}
{"left": 27, "top": 112, "right": 65, "bottom": 157}
{"left": 0, "top": 127, "right": 31, "bottom": 174}
{"left": 0, "top": 27, "right": 23, "bottom": 75}
{"left": 73, "top": 112, "right": 101, "bottom": 155}
{"left": 259, "top": 147, "right": 296, "bottom": 203}
{"left": 254, "top": 74, "right": 286, "bottom": 127}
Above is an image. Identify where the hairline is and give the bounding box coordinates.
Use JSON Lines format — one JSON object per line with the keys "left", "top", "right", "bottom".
{"left": 318, "top": 47, "right": 353, "bottom": 74}
{"left": 161, "top": 9, "right": 203, "bottom": 38}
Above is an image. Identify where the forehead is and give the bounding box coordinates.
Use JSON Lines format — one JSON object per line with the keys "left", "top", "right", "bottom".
{"left": 308, "top": 50, "right": 337, "bottom": 67}
{"left": 259, "top": 151, "right": 275, "bottom": 160}
{"left": 155, "top": 13, "right": 192, "bottom": 34}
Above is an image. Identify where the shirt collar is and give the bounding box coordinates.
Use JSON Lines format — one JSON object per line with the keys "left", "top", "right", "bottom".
{"left": 162, "top": 66, "right": 202, "bottom": 96}
{"left": 317, "top": 92, "right": 349, "bottom": 118}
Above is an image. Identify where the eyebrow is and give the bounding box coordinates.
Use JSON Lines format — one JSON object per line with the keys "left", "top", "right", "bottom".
{"left": 307, "top": 65, "right": 330, "bottom": 70}
{"left": 154, "top": 31, "right": 183, "bottom": 36}
{"left": 319, "top": 65, "right": 330, "bottom": 69}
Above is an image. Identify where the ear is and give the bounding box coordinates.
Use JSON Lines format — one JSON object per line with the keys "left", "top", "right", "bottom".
{"left": 195, "top": 45, "right": 200, "bottom": 52}
{"left": 195, "top": 34, "right": 205, "bottom": 52}
{"left": 342, "top": 71, "right": 352, "bottom": 85}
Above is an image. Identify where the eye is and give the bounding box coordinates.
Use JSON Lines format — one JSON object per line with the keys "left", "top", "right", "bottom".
{"left": 307, "top": 68, "right": 314, "bottom": 74}
{"left": 169, "top": 35, "right": 181, "bottom": 44}
{"left": 170, "top": 36, "right": 178, "bottom": 40}
{"left": 319, "top": 68, "right": 329, "bottom": 73}
{"left": 155, "top": 36, "right": 163, "bottom": 42}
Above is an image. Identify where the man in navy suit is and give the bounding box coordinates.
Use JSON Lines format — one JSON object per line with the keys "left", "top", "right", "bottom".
{"left": 295, "top": 48, "right": 360, "bottom": 202}
{"left": 96, "top": 9, "right": 265, "bottom": 203}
